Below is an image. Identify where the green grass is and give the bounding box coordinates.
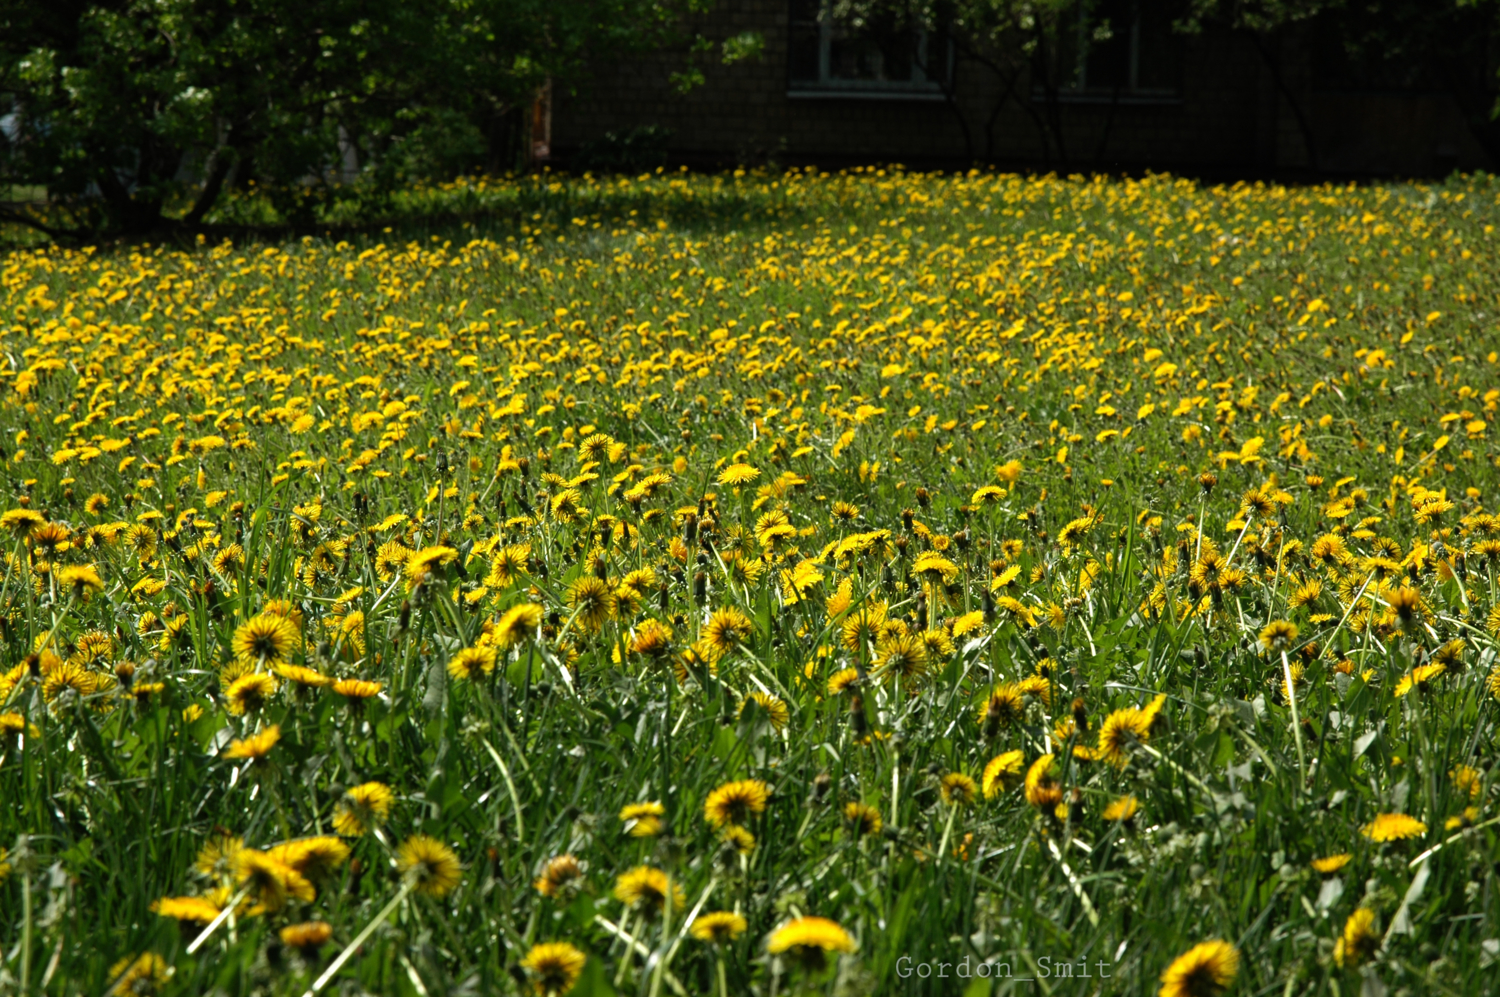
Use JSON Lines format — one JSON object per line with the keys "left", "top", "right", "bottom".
{"left": 0, "top": 166, "right": 1499, "bottom": 996}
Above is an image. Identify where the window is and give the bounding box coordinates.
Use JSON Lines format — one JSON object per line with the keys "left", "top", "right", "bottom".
{"left": 789, "top": 0, "right": 952, "bottom": 99}
{"left": 1051, "top": 0, "right": 1183, "bottom": 102}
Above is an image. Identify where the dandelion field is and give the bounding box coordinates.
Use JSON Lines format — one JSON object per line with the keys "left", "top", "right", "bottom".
{"left": 3, "top": 168, "right": 1500, "bottom": 996}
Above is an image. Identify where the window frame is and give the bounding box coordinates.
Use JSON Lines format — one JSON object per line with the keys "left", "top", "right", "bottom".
{"left": 1041, "top": 0, "right": 1184, "bottom": 106}
{"left": 787, "top": 0, "right": 954, "bottom": 101}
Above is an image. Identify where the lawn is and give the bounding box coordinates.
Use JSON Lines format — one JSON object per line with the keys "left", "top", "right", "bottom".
{"left": 1, "top": 167, "right": 1499, "bottom": 996}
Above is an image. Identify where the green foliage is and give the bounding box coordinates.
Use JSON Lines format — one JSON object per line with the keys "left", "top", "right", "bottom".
{"left": 574, "top": 127, "right": 677, "bottom": 174}
{"left": 0, "top": 0, "right": 719, "bottom": 238}
{"left": 721, "top": 31, "right": 767, "bottom": 64}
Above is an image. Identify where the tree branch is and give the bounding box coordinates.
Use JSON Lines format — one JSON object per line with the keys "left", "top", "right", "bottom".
{"left": 182, "top": 144, "right": 237, "bottom": 226}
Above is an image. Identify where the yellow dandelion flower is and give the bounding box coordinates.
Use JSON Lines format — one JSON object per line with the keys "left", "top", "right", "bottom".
{"left": 1102, "top": 795, "right": 1140, "bottom": 823}
{"left": 1158, "top": 940, "right": 1239, "bottom": 997}
{"left": 235, "top": 848, "right": 315, "bottom": 913}
{"left": 266, "top": 836, "right": 350, "bottom": 882}
{"left": 620, "top": 801, "right": 666, "bottom": 837}
{"left": 1257, "top": 620, "right": 1298, "bottom": 652}
{"left": 704, "top": 778, "right": 770, "bottom": 828}
{"left": 280, "top": 921, "right": 333, "bottom": 953}
{"left": 107, "top": 953, "right": 171, "bottom": 993}
{"left": 275, "top": 662, "right": 333, "bottom": 690}
{"left": 151, "top": 894, "right": 223, "bottom": 925}
{"left": 194, "top": 833, "right": 245, "bottom": 879}
{"left": 397, "top": 834, "right": 462, "bottom": 897}
{"left": 721, "top": 824, "right": 756, "bottom": 854}
{"left": 1450, "top": 764, "right": 1483, "bottom": 800}
{"left": 690, "top": 910, "right": 748, "bottom": 944}
{"left": 223, "top": 725, "right": 280, "bottom": 761}
{"left": 1361, "top": 812, "right": 1426, "bottom": 841}
{"left": 718, "top": 463, "right": 760, "bottom": 486}
{"left": 701, "top": 607, "right": 754, "bottom": 660}
{"left": 940, "top": 772, "right": 977, "bottom": 806}
{"left": 55, "top": 563, "right": 105, "bottom": 599}
{"left": 873, "top": 631, "right": 927, "bottom": 684}
{"left": 843, "top": 801, "right": 883, "bottom": 836}
{"left": 521, "top": 941, "right": 587, "bottom": 996}
{"left": 977, "top": 683, "right": 1025, "bottom": 734}
{"left": 1393, "top": 663, "right": 1445, "bottom": 697}
{"left": 494, "top": 602, "right": 543, "bottom": 648}
{"left": 333, "top": 781, "right": 394, "bottom": 836}
{"left": 225, "top": 672, "right": 278, "bottom": 715}
{"left": 231, "top": 612, "right": 299, "bottom": 666}
{"left": 1311, "top": 853, "right": 1352, "bottom": 874}
{"left": 1094, "top": 706, "right": 1153, "bottom": 769}
{"left": 827, "top": 667, "right": 860, "bottom": 695}
{"left": 740, "top": 690, "right": 789, "bottom": 729}
{"left": 533, "top": 854, "right": 585, "bottom": 898}
{"left": 332, "top": 678, "right": 382, "bottom": 701}
{"left": 1333, "top": 908, "right": 1380, "bottom": 968}
{"left": 1023, "top": 754, "right": 1062, "bottom": 810}
{"left": 566, "top": 576, "right": 615, "bottom": 632}
{"left": 767, "top": 916, "right": 856, "bottom": 971}
{"left": 613, "top": 865, "right": 685, "bottom": 915}
{"left": 981, "top": 750, "right": 1025, "bottom": 798}
{"left": 447, "top": 646, "right": 497, "bottom": 682}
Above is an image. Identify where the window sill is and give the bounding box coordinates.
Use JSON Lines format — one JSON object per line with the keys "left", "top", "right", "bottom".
{"left": 787, "top": 88, "right": 948, "bottom": 102}
{"left": 1035, "top": 90, "right": 1183, "bottom": 106}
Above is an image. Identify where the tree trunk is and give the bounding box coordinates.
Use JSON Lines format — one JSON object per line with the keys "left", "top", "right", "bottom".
{"left": 951, "top": 38, "right": 1024, "bottom": 164}
{"left": 1430, "top": 58, "right": 1500, "bottom": 170}
{"left": 1030, "top": 28, "right": 1069, "bottom": 168}
{"left": 1250, "top": 31, "right": 1319, "bottom": 173}
{"left": 983, "top": 65, "right": 1024, "bottom": 162}
{"left": 913, "top": 45, "right": 974, "bottom": 162}
{"left": 94, "top": 159, "right": 163, "bottom": 236}
{"left": 183, "top": 146, "right": 237, "bottom": 227}
{"left": 483, "top": 103, "right": 526, "bottom": 175}
{"left": 1094, "top": 83, "right": 1123, "bottom": 168}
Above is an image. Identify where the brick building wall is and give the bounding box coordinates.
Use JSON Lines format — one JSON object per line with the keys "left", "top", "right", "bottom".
{"left": 550, "top": 1, "right": 1491, "bottom": 177}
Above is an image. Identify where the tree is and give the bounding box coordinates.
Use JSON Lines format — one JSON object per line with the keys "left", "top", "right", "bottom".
{"left": 1316, "top": 0, "right": 1500, "bottom": 168}
{"left": 1180, "top": 0, "right": 1500, "bottom": 173}
{"left": 948, "top": 0, "right": 1085, "bottom": 166}
{"left": 1176, "top": 1, "right": 1337, "bottom": 171}
{"left": 0, "top": 0, "right": 716, "bottom": 238}
{"left": 826, "top": 0, "right": 1124, "bottom": 167}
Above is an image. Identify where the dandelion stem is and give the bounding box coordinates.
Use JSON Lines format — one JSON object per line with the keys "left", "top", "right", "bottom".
{"left": 647, "top": 886, "right": 673, "bottom": 997}
{"left": 480, "top": 737, "right": 526, "bottom": 840}
{"left": 935, "top": 803, "right": 958, "bottom": 867}
{"left": 185, "top": 884, "right": 252, "bottom": 955}
{"left": 1407, "top": 814, "right": 1500, "bottom": 869}
{"left": 1281, "top": 650, "right": 1307, "bottom": 789}
{"left": 1321, "top": 574, "right": 1373, "bottom": 660}
{"left": 1139, "top": 742, "right": 1213, "bottom": 793}
{"left": 303, "top": 881, "right": 413, "bottom": 997}
{"left": 20, "top": 856, "right": 32, "bottom": 996}
{"left": 1044, "top": 836, "right": 1099, "bottom": 926}
{"left": 889, "top": 744, "right": 900, "bottom": 834}
{"left": 660, "top": 664, "right": 672, "bottom": 822}
{"left": 612, "top": 911, "right": 638, "bottom": 988}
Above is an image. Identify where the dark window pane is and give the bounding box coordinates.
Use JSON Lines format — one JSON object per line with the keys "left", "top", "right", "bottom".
{"left": 1054, "top": 0, "right": 1182, "bottom": 95}
{"left": 919, "top": 30, "right": 949, "bottom": 82}
{"left": 787, "top": 0, "right": 950, "bottom": 89}
{"left": 789, "top": 0, "right": 821, "bottom": 20}
{"left": 789, "top": 23, "right": 821, "bottom": 82}
{"left": 1135, "top": 0, "right": 1183, "bottom": 91}
{"left": 830, "top": 14, "right": 914, "bottom": 82}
